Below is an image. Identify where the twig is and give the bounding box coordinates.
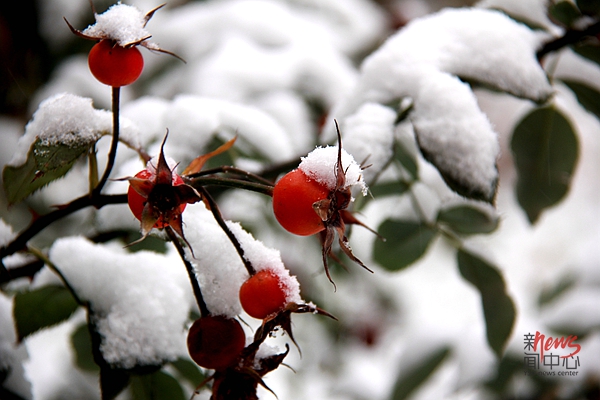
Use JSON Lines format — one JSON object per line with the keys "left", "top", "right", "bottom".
{"left": 93, "top": 86, "right": 121, "bottom": 196}
{"left": 165, "top": 226, "right": 210, "bottom": 317}
{"left": 537, "top": 19, "right": 600, "bottom": 61}
{"left": 197, "top": 186, "right": 256, "bottom": 276}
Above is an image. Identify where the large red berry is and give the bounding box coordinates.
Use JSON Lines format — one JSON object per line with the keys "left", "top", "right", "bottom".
{"left": 272, "top": 169, "right": 330, "bottom": 236}
{"left": 88, "top": 39, "right": 144, "bottom": 87}
{"left": 239, "top": 269, "right": 289, "bottom": 319}
{"left": 127, "top": 169, "right": 186, "bottom": 229}
{"left": 187, "top": 316, "right": 246, "bottom": 370}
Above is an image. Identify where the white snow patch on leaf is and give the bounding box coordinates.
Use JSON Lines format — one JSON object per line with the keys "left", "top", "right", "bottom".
{"left": 10, "top": 93, "right": 141, "bottom": 167}
{"left": 338, "top": 102, "right": 397, "bottom": 184}
{"left": 83, "top": 3, "right": 150, "bottom": 46}
{"left": 332, "top": 8, "right": 549, "bottom": 200}
{"left": 49, "top": 237, "right": 191, "bottom": 369}
{"left": 299, "top": 146, "right": 367, "bottom": 195}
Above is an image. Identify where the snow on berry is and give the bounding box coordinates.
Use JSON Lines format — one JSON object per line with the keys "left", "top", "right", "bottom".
{"left": 82, "top": 3, "right": 152, "bottom": 47}
{"left": 299, "top": 146, "right": 367, "bottom": 196}
{"left": 226, "top": 221, "right": 302, "bottom": 305}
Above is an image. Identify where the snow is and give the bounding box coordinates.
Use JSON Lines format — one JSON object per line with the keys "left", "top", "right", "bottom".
{"left": 48, "top": 237, "right": 192, "bottom": 369}
{"left": 299, "top": 146, "right": 368, "bottom": 195}
{"left": 331, "top": 7, "right": 553, "bottom": 200}
{"left": 226, "top": 221, "right": 302, "bottom": 304}
{"left": 82, "top": 3, "right": 151, "bottom": 46}
{"left": 181, "top": 202, "right": 302, "bottom": 317}
{"left": 3, "top": 0, "right": 600, "bottom": 399}
{"left": 9, "top": 93, "right": 141, "bottom": 168}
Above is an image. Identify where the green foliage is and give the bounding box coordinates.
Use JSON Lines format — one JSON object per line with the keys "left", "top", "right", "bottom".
{"left": 457, "top": 249, "right": 516, "bottom": 357}
{"left": 3, "top": 139, "right": 92, "bottom": 205}
{"left": 389, "top": 346, "right": 451, "bottom": 400}
{"left": 576, "top": 0, "right": 600, "bottom": 15}
{"left": 436, "top": 204, "right": 499, "bottom": 235}
{"left": 130, "top": 371, "right": 186, "bottom": 400}
{"left": 511, "top": 105, "right": 579, "bottom": 223}
{"left": 549, "top": 1, "right": 582, "bottom": 27}
{"left": 374, "top": 219, "right": 437, "bottom": 271}
{"left": 572, "top": 44, "right": 600, "bottom": 67}
{"left": 561, "top": 79, "right": 600, "bottom": 120}
{"left": 71, "top": 323, "right": 100, "bottom": 372}
{"left": 13, "top": 285, "right": 79, "bottom": 341}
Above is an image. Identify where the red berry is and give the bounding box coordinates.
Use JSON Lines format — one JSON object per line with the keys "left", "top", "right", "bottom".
{"left": 88, "top": 39, "right": 144, "bottom": 87}
{"left": 272, "top": 169, "right": 330, "bottom": 236}
{"left": 239, "top": 269, "right": 288, "bottom": 319}
{"left": 187, "top": 316, "right": 246, "bottom": 370}
{"left": 127, "top": 169, "right": 186, "bottom": 228}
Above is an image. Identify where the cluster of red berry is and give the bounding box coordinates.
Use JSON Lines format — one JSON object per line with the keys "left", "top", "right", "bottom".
{"left": 73, "top": 4, "right": 368, "bottom": 396}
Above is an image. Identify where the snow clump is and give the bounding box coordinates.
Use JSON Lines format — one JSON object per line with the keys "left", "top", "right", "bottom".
{"left": 299, "top": 146, "right": 368, "bottom": 196}
{"left": 82, "top": 3, "right": 151, "bottom": 46}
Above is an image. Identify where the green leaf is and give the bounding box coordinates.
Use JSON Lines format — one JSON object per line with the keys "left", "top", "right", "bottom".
{"left": 13, "top": 285, "right": 79, "bottom": 341}
{"left": 130, "top": 370, "right": 186, "bottom": 400}
{"left": 389, "top": 346, "right": 451, "bottom": 400}
{"left": 437, "top": 204, "right": 499, "bottom": 235}
{"left": 394, "top": 140, "right": 419, "bottom": 181}
{"left": 572, "top": 44, "right": 600, "bottom": 67}
{"left": 549, "top": 1, "right": 582, "bottom": 27}
{"left": 576, "top": 0, "right": 600, "bottom": 15}
{"left": 457, "top": 249, "right": 516, "bottom": 357}
{"left": 537, "top": 274, "right": 576, "bottom": 308}
{"left": 3, "top": 138, "right": 92, "bottom": 205}
{"left": 368, "top": 181, "right": 410, "bottom": 198}
{"left": 374, "top": 219, "right": 437, "bottom": 271}
{"left": 510, "top": 106, "right": 578, "bottom": 223}
{"left": 169, "top": 358, "right": 205, "bottom": 387}
{"left": 561, "top": 79, "right": 600, "bottom": 120}
{"left": 71, "top": 323, "right": 100, "bottom": 372}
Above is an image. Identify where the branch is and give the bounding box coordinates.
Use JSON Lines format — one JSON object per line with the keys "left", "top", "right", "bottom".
{"left": 537, "top": 19, "right": 600, "bottom": 61}
{"left": 165, "top": 226, "right": 210, "bottom": 317}
{"left": 92, "top": 86, "right": 121, "bottom": 196}
{"left": 197, "top": 186, "right": 256, "bottom": 276}
{"left": 0, "top": 194, "right": 127, "bottom": 279}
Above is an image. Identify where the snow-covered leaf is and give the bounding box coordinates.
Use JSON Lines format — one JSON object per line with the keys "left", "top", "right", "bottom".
{"left": 437, "top": 204, "right": 499, "bottom": 235}
{"left": 373, "top": 219, "right": 437, "bottom": 271}
{"left": 389, "top": 346, "right": 451, "bottom": 400}
{"left": 49, "top": 237, "right": 191, "bottom": 370}
{"left": 12, "top": 285, "right": 79, "bottom": 341}
{"left": 332, "top": 7, "right": 553, "bottom": 203}
{"left": 561, "top": 79, "right": 600, "bottom": 120}
{"left": 511, "top": 105, "right": 579, "bottom": 223}
{"left": 3, "top": 138, "right": 92, "bottom": 205}
{"left": 457, "top": 249, "right": 515, "bottom": 357}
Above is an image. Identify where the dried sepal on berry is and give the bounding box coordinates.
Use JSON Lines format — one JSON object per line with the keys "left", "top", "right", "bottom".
{"left": 196, "top": 302, "right": 335, "bottom": 400}
{"left": 126, "top": 133, "right": 201, "bottom": 245}
{"left": 64, "top": 3, "right": 184, "bottom": 61}
{"left": 313, "top": 121, "right": 375, "bottom": 287}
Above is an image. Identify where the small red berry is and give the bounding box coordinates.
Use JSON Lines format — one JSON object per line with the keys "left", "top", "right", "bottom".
{"left": 127, "top": 169, "right": 186, "bottom": 229}
{"left": 187, "top": 316, "right": 246, "bottom": 370}
{"left": 88, "top": 39, "right": 144, "bottom": 87}
{"left": 272, "top": 169, "right": 330, "bottom": 236}
{"left": 239, "top": 269, "right": 289, "bottom": 319}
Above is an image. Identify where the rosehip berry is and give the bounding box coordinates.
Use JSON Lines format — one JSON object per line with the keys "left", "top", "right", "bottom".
{"left": 187, "top": 316, "right": 246, "bottom": 370}
{"left": 127, "top": 169, "right": 186, "bottom": 229}
{"left": 88, "top": 39, "right": 144, "bottom": 87}
{"left": 272, "top": 169, "right": 330, "bottom": 236}
{"left": 239, "top": 269, "right": 289, "bottom": 319}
